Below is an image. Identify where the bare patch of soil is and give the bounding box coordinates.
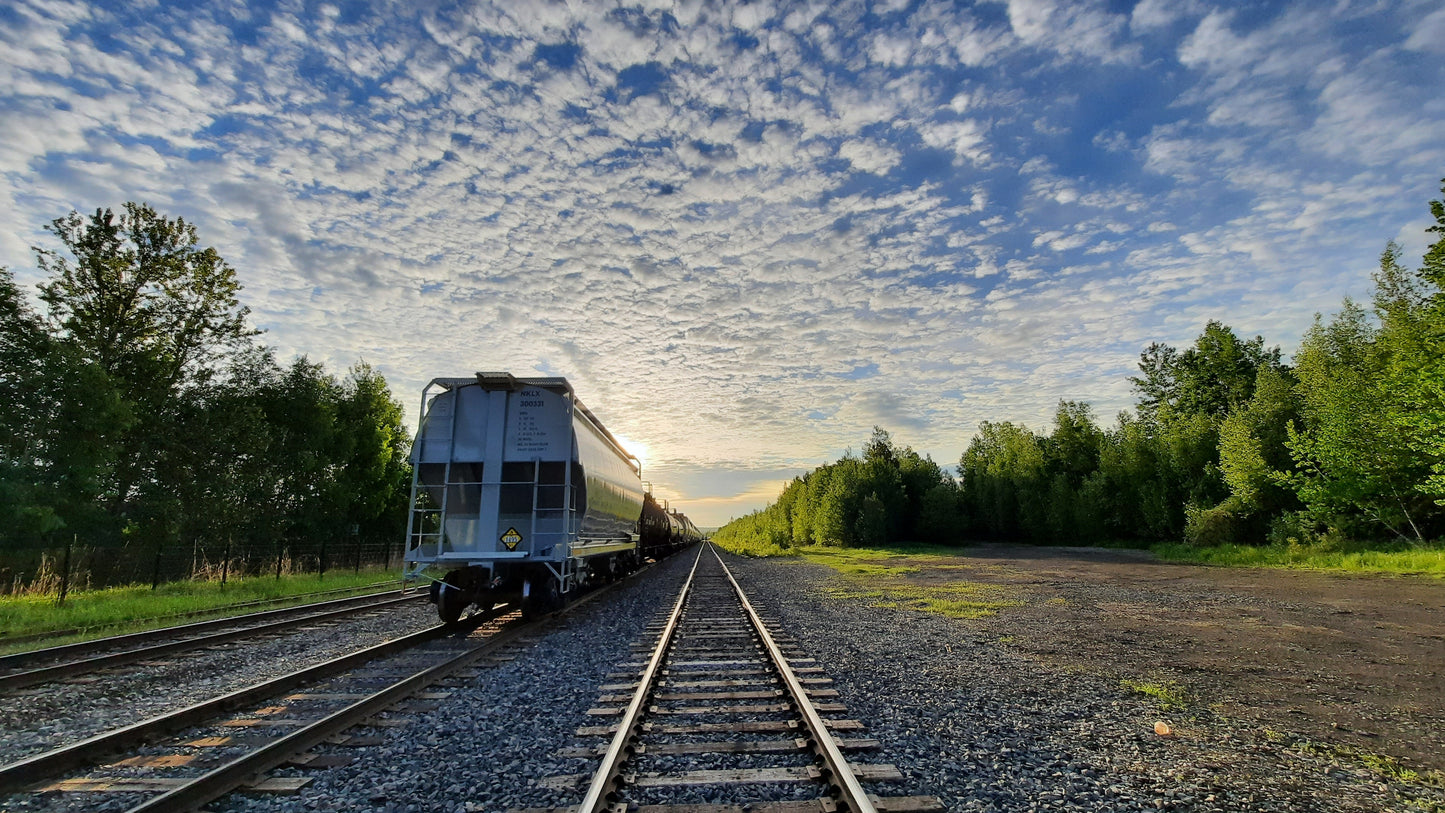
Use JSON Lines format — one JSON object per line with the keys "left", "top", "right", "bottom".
{"left": 871, "top": 544, "right": 1444, "bottom": 777}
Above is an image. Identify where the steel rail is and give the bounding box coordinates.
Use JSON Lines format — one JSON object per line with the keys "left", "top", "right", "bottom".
{"left": 577, "top": 544, "right": 705, "bottom": 812}
{"left": 0, "top": 589, "right": 420, "bottom": 672}
{"left": 125, "top": 554, "right": 669, "bottom": 813}
{"left": 713, "top": 546, "right": 879, "bottom": 813}
{"left": 0, "top": 606, "right": 506, "bottom": 795}
{"left": 124, "top": 614, "right": 533, "bottom": 813}
{"left": 0, "top": 593, "right": 426, "bottom": 693}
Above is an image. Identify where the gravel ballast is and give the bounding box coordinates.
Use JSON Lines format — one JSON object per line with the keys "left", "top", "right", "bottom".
{"left": 0, "top": 600, "right": 439, "bottom": 762}
{"left": 12, "top": 546, "right": 1440, "bottom": 812}
{"left": 212, "top": 550, "right": 699, "bottom": 813}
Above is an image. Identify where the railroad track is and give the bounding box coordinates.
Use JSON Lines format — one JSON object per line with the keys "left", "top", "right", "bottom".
{"left": 0, "top": 603, "right": 524, "bottom": 811}
{"left": 532, "top": 545, "right": 942, "bottom": 812}
{"left": 0, "top": 555, "right": 671, "bottom": 813}
{"left": 0, "top": 589, "right": 426, "bottom": 693}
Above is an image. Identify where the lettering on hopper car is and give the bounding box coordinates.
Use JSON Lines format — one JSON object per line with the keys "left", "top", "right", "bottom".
{"left": 510, "top": 389, "right": 557, "bottom": 456}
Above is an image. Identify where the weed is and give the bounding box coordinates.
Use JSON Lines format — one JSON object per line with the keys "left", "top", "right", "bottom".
{"left": 819, "top": 570, "right": 1020, "bottom": 619}
{"left": 1285, "top": 736, "right": 1443, "bottom": 788}
{"left": 1153, "top": 541, "right": 1445, "bottom": 577}
{"left": 1121, "top": 679, "right": 1189, "bottom": 710}
{"left": 0, "top": 568, "right": 398, "bottom": 653}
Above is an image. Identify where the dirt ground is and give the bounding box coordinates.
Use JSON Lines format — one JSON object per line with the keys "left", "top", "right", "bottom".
{"left": 888, "top": 545, "right": 1445, "bottom": 778}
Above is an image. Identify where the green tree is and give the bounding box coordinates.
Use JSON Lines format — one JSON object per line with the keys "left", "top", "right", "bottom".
{"left": 959, "top": 421, "right": 1046, "bottom": 539}
{"left": 1130, "top": 321, "right": 1283, "bottom": 422}
{"left": 916, "top": 480, "right": 965, "bottom": 544}
{"left": 0, "top": 268, "right": 131, "bottom": 544}
{"left": 32, "top": 204, "right": 257, "bottom": 528}
{"left": 335, "top": 362, "right": 412, "bottom": 547}
{"left": 1286, "top": 301, "right": 1430, "bottom": 542}
{"left": 1282, "top": 196, "right": 1445, "bottom": 544}
{"left": 1211, "top": 365, "right": 1302, "bottom": 544}
{"left": 35, "top": 203, "right": 255, "bottom": 402}
{"left": 1096, "top": 413, "right": 1175, "bottom": 540}
{"left": 1378, "top": 181, "right": 1445, "bottom": 505}
{"left": 1045, "top": 400, "right": 1103, "bottom": 486}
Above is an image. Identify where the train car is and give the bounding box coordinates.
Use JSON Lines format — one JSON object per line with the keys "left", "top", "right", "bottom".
{"left": 402, "top": 373, "right": 646, "bottom": 621}
{"left": 639, "top": 492, "right": 699, "bottom": 559}
{"left": 637, "top": 502, "right": 703, "bottom": 563}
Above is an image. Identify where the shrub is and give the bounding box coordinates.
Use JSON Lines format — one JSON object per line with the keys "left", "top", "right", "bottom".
{"left": 1184, "top": 499, "right": 1249, "bottom": 547}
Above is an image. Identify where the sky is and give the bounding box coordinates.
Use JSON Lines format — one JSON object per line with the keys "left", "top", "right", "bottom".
{"left": 2, "top": 0, "right": 1443, "bottom": 527}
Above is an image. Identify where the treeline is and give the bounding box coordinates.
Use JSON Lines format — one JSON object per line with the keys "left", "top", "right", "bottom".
{"left": 0, "top": 203, "right": 412, "bottom": 587}
{"left": 712, "top": 428, "right": 965, "bottom": 550}
{"left": 718, "top": 181, "right": 1445, "bottom": 551}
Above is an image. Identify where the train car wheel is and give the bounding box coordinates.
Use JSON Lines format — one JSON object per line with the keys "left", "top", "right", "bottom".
{"left": 438, "top": 586, "right": 466, "bottom": 624}
{"left": 521, "top": 576, "right": 561, "bottom": 620}
{"left": 437, "top": 571, "right": 471, "bottom": 624}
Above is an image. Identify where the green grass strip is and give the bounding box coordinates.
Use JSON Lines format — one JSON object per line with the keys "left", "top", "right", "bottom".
{"left": 1152, "top": 542, "right": 1445, "bottom": 576}
{"left": 0, "top": 568, "right": 400, "bottom": 651}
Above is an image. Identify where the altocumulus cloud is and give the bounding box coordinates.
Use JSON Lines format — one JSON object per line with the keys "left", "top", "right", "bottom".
{"left": 1, "top": 0, "right": 1442, "bottom": 525}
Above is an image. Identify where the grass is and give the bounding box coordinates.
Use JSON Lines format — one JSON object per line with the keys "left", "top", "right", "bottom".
{"left": 1282, "top": 734, "right": 1444, "bottom": 789}
{"left": 1153, "top": 542, "right": 1445, "bottom": 576}
{"left": 0, "top": 568, "right": 400, "bottom": 652}
{"left": 709, "top": 535, "right": 793, "bottom": 558}
{"left": 715, "top": 530, "right": 1445, "bottom": 578}
{"left": 823, "top": 579, "right": 1021, "bottom": 619}
{"left": 1121, "top": 679, "right": 1189, "bottom": 710}
{"left": 730, "top": 543, "right": 1024, "bottom": 620}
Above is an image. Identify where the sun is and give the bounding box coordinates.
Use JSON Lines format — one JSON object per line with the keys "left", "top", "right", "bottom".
{"left": 611, "top": 433, "right": 650, "bottom": 473}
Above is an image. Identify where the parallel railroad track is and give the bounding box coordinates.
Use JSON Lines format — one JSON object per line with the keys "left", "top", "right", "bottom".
{"left": 0, "top": 589, "right": 426, "bottom": 693}
{"left": 0, "top": 605, "right": 531, "bottom": 812}
{"left": 532, "top": 545, "right": 942, "bottom": 813}
{"left": 0, "top": 555, "right": 671, "bottom": 812}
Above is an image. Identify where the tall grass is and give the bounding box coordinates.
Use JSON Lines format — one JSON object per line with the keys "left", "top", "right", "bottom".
{"left": 0, "top": 568, "right": 400, "bottom": 649}
{"left": 1152, "top": 542, "right": 1445, "bottom": 576}
{"left": 709, "top": 535, "right": 793, "bottom": 558}
{"left": 715, "top": 525, "right": 1445, "bottom": 577}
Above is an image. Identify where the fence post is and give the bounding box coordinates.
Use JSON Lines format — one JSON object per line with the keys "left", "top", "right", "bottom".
{"left": 319, "top": 536, "right": 327, "bottom": 580}
{"left": 276, "top": 542, "right": 284, "bottom": 580}
{"left": 221, "top": 536, "right": 232, "bottom": 585}
{"left": 57, "top": 534, "right": 74, "bottom": 606}
{"left": 152, "top": 540, "right": 163, "bottom": 590}
{"left": 355, "top": 536, "right": 363, "bottom": 574}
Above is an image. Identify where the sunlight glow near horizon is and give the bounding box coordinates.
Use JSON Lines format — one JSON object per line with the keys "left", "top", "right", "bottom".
{"left": 1, "top": 0, "right": 1442, "bottom": 527}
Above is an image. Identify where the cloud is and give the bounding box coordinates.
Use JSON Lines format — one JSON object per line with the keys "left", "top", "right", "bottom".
{"left": 997, "top": 0, "right": 1140, "bottom": 64}
{"left": 918, "top": 118, "right": 990, "bottom": 164}
{"left": 1403, "top": 5, "right": 1445, "bottom": 52}
{"left": 1, "top": 0, "right": 1441, "bottom": 524}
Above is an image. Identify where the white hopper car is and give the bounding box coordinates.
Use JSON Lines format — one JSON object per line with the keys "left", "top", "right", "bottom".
{"left": 402, "top": 372, "right": 649, "bottom": 621}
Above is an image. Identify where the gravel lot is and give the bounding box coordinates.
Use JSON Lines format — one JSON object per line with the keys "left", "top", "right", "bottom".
{"left": 721, "top": 549, "right": 1445, "bottom": 813}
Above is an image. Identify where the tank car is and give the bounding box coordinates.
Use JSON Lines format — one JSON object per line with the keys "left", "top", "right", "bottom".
{"left": 402, "top": 373, "right": 646, "bottom": 621}
{"left": 639, "top": 493, "right": 706, "bottom": 556}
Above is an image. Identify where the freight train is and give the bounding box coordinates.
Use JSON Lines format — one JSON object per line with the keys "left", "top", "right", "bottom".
{"left": 401, "top": 372, "right": 702, "bottom": 622}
